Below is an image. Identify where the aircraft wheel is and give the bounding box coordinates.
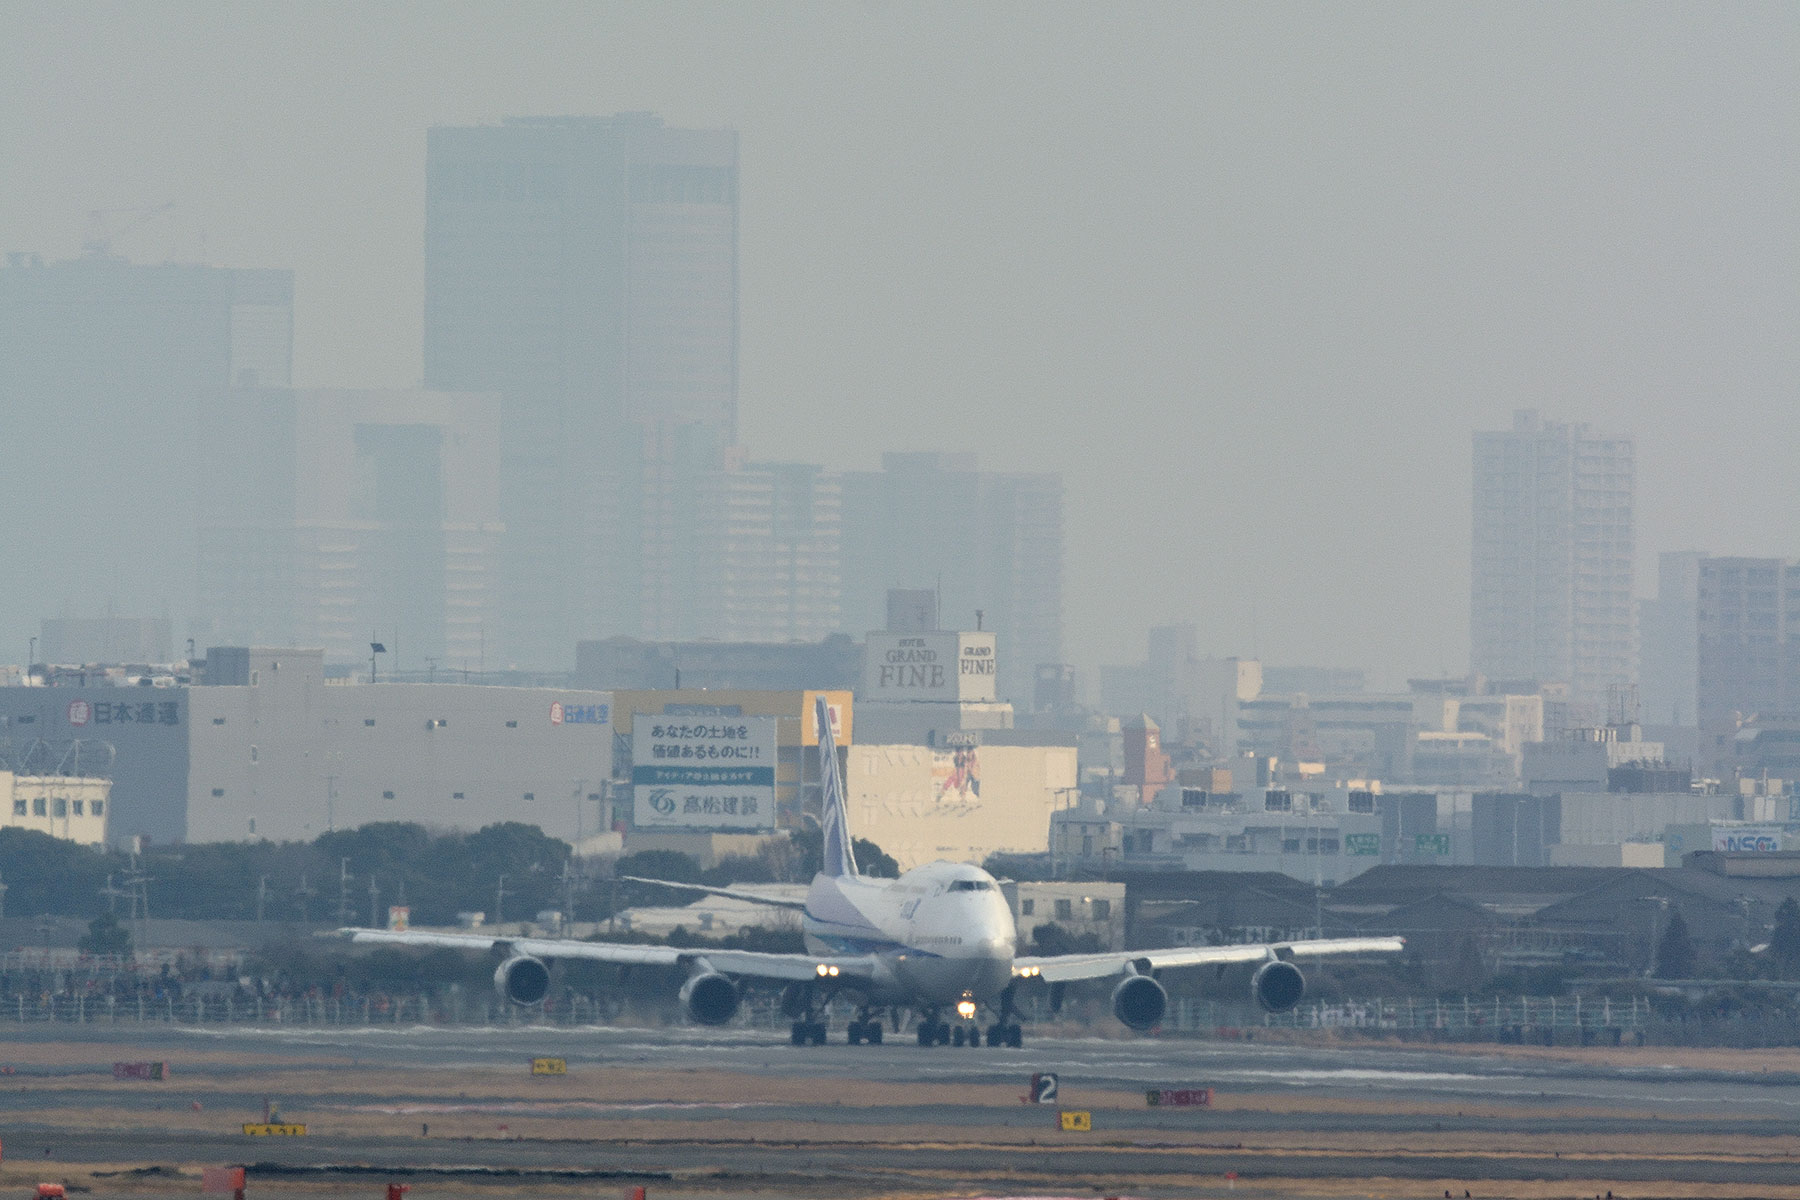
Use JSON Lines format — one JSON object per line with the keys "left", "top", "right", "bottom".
{"left": 1007, "top": 1023, "right": 1024, "bottom": 1048}
{"left": 951, "top": 1025, "right": 966, "bottom": 1047}
{"left": 809, "top": 1021, "right": 827, "bottom": 1046}
{"left": 866, "top": 1021, "right": 883, "bottom": 1045}
{"left": 983, "top": 1024, "right": 1002, "bottom": 1047}
{"left": 790, "top": 1022, "right": 807, "bottom": 1046}
{"left": 917, "top": 1022, "right": 934, "bottom": 1047}
{"left": 847, "top": 1021, "right": 864, "bottom": 1045}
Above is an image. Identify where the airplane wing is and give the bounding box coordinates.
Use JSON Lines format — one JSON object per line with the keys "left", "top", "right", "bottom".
{"left": 616, "top": 877, "right": 809, "bottom": 911}
{"left": 331, "top": 927, "right": 876, "bottom": 983}
{"left": 1013, "top": 936, "right": 1405, "bottom": 983}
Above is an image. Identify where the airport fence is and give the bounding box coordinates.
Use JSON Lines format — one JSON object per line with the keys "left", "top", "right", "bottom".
{"left": 6, "top": 988, "right": 1797, "bottom": 1046}
{"left": 1174, "top": 993, "right": 1652, "bottom": 1045}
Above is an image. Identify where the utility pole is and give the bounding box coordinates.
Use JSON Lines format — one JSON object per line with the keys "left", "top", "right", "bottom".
{"left": 256, "top": 875, "right": 268, "bottom": 924}
{"left": 494, "top": 874, "right": 507, "bottom": 926}
{"left": 336, "top": 858, "right": 352, "bottom": 927}
{"left": 368, "top": 876, "right": 380, "bottom": 928}
{"left": 295, "top": 873, "right": 314, "bottom": 923}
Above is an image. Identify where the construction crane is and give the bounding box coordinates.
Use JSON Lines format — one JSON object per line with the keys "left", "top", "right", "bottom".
{"left": 80, "top": 201, "right": 176, "bottom": 259}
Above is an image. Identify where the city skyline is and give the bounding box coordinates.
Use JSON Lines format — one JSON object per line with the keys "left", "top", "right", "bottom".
{"left": 1, "top": 4, "right": 1794, "bottom": 689}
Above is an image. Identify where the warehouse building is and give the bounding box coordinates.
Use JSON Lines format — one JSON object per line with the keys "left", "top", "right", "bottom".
{"left": 0, "top": 647, "right": 613, "bottom": 844}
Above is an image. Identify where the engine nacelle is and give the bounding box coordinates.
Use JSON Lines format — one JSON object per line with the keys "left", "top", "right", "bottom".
{"left": 494, "top": 955, "right": 551, "bottom": 1006}
{"left": 1252, "top": 959, "right": 1305, "bottom": 1012}
{"left": 680, "top": 971, "right": 741, "bottom": 1026}
{"left": 1111, "top": 973, "right": 1167, "bottom": 1031}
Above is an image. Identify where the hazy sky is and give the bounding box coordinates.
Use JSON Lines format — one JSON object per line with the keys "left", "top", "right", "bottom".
{"left": 3, "top": 3, "right": 1795, "bottom": 687}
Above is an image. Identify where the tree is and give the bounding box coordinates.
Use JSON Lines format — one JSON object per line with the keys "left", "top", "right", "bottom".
{"left": 1029, "top": 922, "right": 1103, "bottom": 956}
{"left": 1655, "top": 910, "right": 1696, "bottom": 980}
{"left": 786, "top": 829, "right": 898, "bottom": 879}
{"left": 78, "top": 912, "right": 131, "bottom": 958}
{"left": 1769, "top": 898, "right": 1800, "bottom": 978}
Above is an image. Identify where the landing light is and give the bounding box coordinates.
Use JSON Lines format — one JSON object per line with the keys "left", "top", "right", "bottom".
{"left": 1015, "top": 966, "right": 1041, "bottom": 977}
{"left": 956, "top": 999, "right": 977, "bottom": 1019}
{"left": 815, "top": 963, "right": 839, "bottom": 977}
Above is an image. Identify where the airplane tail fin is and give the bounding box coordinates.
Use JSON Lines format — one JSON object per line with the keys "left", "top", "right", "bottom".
{"left": 815, "top": 694, "right": 857, "bottom": 878}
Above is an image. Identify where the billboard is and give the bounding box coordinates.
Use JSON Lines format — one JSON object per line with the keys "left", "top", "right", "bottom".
{"left": 1714, "top": 826, "right": 1783, "bottom": 853}
{"left": 933, "top": 747, "right": 981, "bottom": 802}
{"left": 864, "top": 632, "right": 997, "bottom": 703}
{"left": 632, "top": 715, "right": 778, "bottom": 831}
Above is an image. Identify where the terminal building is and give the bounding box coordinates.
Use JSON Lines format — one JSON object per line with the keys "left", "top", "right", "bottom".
{"left": 0, "top": 647, "right": 613, "bottom": 845}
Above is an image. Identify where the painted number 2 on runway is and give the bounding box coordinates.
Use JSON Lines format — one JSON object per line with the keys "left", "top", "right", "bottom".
{"left": 1030, "top": 1072, "right": 1058, "bottom": 1103}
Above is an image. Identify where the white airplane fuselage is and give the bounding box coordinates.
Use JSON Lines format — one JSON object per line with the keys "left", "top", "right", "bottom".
{"left": 800, "top": 859, "right": 1016, "bottom": 1009}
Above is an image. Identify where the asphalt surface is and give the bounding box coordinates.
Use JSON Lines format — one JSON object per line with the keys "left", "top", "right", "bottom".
{"left": 2, "top": 1023, "right": 1797, "bottom": 1195}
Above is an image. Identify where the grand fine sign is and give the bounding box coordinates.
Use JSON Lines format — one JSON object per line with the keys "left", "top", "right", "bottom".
{"left": 864, "top": 632, "right": 997, "bottom": 704}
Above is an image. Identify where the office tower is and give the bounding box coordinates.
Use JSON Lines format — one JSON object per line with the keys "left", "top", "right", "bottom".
{"left": 0, "top": 253, "right": 293, "bottom": 652}
{"left": 423, "top": 114, "right": 739, "bottom": 666}
{"left": 1695, "top": 556, "right": 1800, "bottom": 733}
{"left": 1639, "top": 550, "right": 1704, "bottom": 727}
{"left": 689, "top": 459, "right": 841, "bottom": 643}
{"left": 195, "top": 389, "right": 502, "bottom": 670}
{"left": 840, "top": 453, "right": 1063, "bottom": 703}
{"left": 1470, "top": 410, "right": 1635, "bottom": 721}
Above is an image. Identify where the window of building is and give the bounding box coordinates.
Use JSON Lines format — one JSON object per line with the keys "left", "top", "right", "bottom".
{"left": 364, "top": 719, "right": 376, "bottom": 727}
{"left": 1091, "top": 899, "right": 1111, "bottom": 921}
{"left": 1319, "top": 839, "right": 1339, "bottom": 855}
{"left": 1054, "top": 898, "right": 1073, "bottom": 920}
{"left": 92, "top": 800, "right": 103, "bottom": 817}
{"left": 1020, "top": 899, "right": 1034, "bottom": 915}
{"left": 1349, "top": 790, "right": 1375, "bottom": 813}
{"left": 523, "top": 792, "right": 534, "bottom": 801}
{"left": 505, "top": 720, "right": 518, "bottom": 728}
{"left": 453, "top": 792, "right": 465, "bottom": 800}
{"left": 11, "top": 799, "right": 24, "bottom": 816}
{"left": 382, "top": 791, "right": 395, "bottom": 800}
{"left": 1282, "top": 838, "right": 1301, "bottom": 854}
{"left": 32, "top": 797, "right": 47, "bottom": 816}
{"left": 212, "top": 788, "right": 225, "bottom": 797}
{"left": 249, "top": 746, "right": 258, "bottom": 763}
{"left": 71, "top": 800, "right": 83, "bottom": 816}
{"left": 53, "top": 798, "right": 67, "bottom": 817}
{"left": 213, "top": 717, "right": 226, "bottom": 725}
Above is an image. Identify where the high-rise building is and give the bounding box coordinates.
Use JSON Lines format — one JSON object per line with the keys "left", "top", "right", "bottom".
{"left": 195, "top": 389, "right": 503, "bottom": 670}
{"left": 839, "top": 453, "right": 1062, "bottom": 704}
{"left": 1639, "top": 550, "right": 1704, "bottom": 727}
{"left": 1695, "top": 556, "right": 1800, "bottom": 734}
{"left": 423, "top": 114, "right": 739, "bottom": 666}
{"left": 0, "top": 253, "right": 293, "bottom": 651}
{"left": 1470, "top": 410, "right": 1635, "bottom": 721}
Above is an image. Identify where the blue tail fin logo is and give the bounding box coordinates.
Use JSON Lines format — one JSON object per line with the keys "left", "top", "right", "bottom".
{"left": 815, "top": 694, "right": 857, "bottom": 878}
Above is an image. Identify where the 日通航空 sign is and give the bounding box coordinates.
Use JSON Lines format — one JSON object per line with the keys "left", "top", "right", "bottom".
{"left": 632, "top": 715, "right": 778, "bottom": 830}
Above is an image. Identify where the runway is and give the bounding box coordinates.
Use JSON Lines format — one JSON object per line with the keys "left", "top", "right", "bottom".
{"left": 1, "top": 1023, "right": 1798, "bottom": 1198}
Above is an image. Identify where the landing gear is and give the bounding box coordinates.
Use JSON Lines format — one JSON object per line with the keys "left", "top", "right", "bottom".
{"left": 985, "top": 1022, "right": 1023, "bottom": 1048}
{"left": 915, "top": 1016, "right": 951, "bottom": 1046}
{"left": 847, "top": 1014, "right": 884, "bottom": 1045}
{"left": 789, "top": 1019, "right": 826, "bottom": 1046}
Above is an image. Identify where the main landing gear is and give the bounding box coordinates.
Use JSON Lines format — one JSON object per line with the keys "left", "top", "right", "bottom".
{"left": 913, "top": 1010, "right": 1023, "bottom": 1048}
{"left": 789, "top": 1018, "right": 827, "bottom": 1046}
{"left": 847, "top": 1007, "right": 885, "bottom": 1045}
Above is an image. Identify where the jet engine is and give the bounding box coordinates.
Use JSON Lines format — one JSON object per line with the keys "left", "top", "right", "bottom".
{"left": 1251, "top": 959, "right": 1305, "bottom": 1012}
{"left": 494, "top": 955, "right": 551, "bottom": 1005}
{"left": 1111, "top": 973, "right": 1168, "bottom": 1031}
{"left": 680, "top": 970, "right": 741, "bottom": 1026}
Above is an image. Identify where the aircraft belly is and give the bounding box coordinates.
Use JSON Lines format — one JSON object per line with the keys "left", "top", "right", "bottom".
{"left": 896, "top": 952, "right": 1011, "bottom": 1004}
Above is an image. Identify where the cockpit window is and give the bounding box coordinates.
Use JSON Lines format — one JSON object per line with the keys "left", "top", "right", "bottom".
{"left": 950, "top": 880, "right": 994, "bottom": 892}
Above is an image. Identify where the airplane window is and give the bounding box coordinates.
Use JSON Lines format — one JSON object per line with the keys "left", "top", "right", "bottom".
{"left": 950, "top": 880, "right": 994, "bottom": 892}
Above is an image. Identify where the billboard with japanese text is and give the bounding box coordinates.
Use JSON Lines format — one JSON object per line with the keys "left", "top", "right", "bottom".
{"left": 632, "top": 715, "right": 778, "bottom": 831}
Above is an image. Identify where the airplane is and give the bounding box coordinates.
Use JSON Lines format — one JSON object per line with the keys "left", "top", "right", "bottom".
{"left": 334, "top": 695, "right": 1403, "bottom": 1047}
